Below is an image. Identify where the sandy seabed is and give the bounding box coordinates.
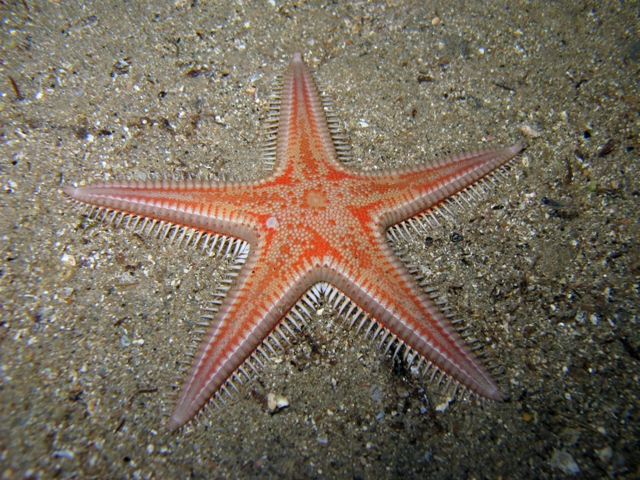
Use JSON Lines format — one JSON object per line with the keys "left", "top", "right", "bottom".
{"left": 1, "top": 1, "right": 639, "bottom": 478}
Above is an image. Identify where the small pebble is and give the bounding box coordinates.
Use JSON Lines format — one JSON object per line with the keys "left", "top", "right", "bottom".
{"left": 60, "top": 253, "right": 76, "bottom": 266}
{"left": 435, "top": 397, "right": 452, "bottom": 412}
{"left": 396, "top": 387, "right": 409, "bottom": 398}
{"left": 369, "top": 385, "right": 382, "bottom": 402}
{"left": 550, "top": 450, "right": 580, "bottom": 475}
{"left": 596, "top": 446, "right": 613, "bottom": 465}
{"left": 53, "top": 450, "right": 74, "bottom": 459}
{"left": 424, "top": 449, "right": 433, "bottom": 462}
{"left": 519, "top": 124, "right": 542, "bottom": 138}
{"left": 267, "top": 392, "right": 289, "bottom": 413}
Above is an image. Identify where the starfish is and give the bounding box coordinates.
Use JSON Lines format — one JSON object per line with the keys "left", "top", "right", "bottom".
{"left": 65, "top": 52, "right": 522, "bottom": 432}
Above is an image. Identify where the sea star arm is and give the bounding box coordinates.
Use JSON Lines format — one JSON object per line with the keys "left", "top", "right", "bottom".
{"left": 269, "top": 51, "right": 348, "bottom": 178}
{"left": 169, "top": 236, "right": 336, "bottom": 431}
{"left": 358, "top": 142, "right": 522, "bottom": 228}
{"left": 322, "top": 242, "right": 503, "bottom": 402}
{"left": 168, "top": 239, "right": 289, "bottom": 432}
{"left": 63, "top": 180, "right": 262, "bottom": 242}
